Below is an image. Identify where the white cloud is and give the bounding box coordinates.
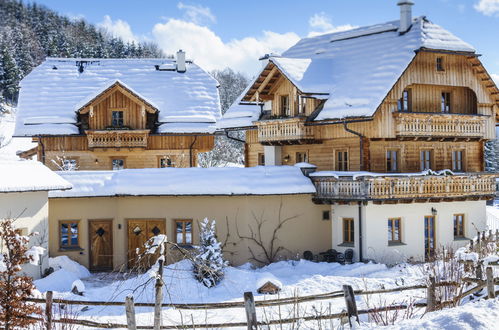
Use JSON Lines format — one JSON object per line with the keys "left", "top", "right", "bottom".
{"left": 177, "top": 2, "right": 216, "bottom": 25}
{"left": 308, "top": 12, "right": 356, "bottom": 37}
{"left": 474, "top": 0, "right": 499, "bottom": 15}
{"left": 492, "top": 73, "right": 499, "bottom": 85}
{"left": 98, "top": 15, "right": 138, "bottom": 43}
{"left": 152, "top": 19, "right": 300, "bottom": 74}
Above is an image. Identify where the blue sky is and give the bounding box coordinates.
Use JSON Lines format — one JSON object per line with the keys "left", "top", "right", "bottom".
{"left": 30, "top": 0, "right": 499, "bottom": 80}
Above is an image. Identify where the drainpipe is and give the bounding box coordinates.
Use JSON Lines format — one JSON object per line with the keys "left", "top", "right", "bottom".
{"left": 358, "top": 201, "right": 363, "bottom": 262}
{"left": 225, "top": 130, "right": 245, "bottom": 143}
{"left": 343, "top": 121, "right": 365, "bottom": 171}
{"left": 189, "top": 135, "right": 198, "bottom": 167}
{"left": 38, "top": 136, "right": 46, "bottom": 165}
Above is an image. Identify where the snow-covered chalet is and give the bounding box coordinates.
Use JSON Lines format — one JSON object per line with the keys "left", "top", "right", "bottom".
{"left": 220, "top": 1, "right": 499, "bottom": 263}
{"left": 14, "top": 51, "right": 220, "bottom": 170}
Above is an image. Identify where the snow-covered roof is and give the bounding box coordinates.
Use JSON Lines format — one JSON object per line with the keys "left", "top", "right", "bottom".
{"left": 49, "top": 166, "right": 316, "bottom": 198}
{"left": 222, "top": 17, "right": 476, "bottom": 127}
{"left": 0, "top": 161, "right": 72, "bottom": 193}
{"left": 15, "top": 58, "right": 221, "bottom": 136}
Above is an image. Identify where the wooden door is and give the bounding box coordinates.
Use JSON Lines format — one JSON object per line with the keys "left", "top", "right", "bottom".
{"left": 424, "top": 216, "right": 436, "bottom": 260}
{"left": 89, "top": 220, "right": 113, "bottom": 271}
{"left": 127, "top": 219, "right": 166, "bottom": 269}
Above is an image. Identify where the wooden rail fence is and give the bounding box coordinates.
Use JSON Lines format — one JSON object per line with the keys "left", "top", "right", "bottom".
{"left": 23, "top": 275, "right": 498, "bottom": 329}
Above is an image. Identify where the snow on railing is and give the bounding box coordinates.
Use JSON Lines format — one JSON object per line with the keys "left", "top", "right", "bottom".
{"left": 312, "top": 173, "right": 497, "bottom": 201}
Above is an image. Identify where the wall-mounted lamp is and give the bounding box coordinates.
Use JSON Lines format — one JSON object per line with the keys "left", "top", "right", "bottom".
{"left": 94, "top": 158, "right": 99, "bottom": 164}
{"left": 431, "top": 207, "right": 437, "bottom": 216}
{"left": 283, "top": 155, "right": 290, "bottom": 163}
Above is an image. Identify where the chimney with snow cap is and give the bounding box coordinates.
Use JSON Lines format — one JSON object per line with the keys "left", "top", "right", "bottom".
{"left": 397, "top": 0, "right": 414, "bottom": 34}
{"left": 176, "top": 49, "right": 186, "bottom": 73}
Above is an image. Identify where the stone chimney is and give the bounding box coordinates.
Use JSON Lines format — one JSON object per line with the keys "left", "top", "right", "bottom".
{"left": 397, "top": 0, "right": 414, "bottom": 34}
{"left": 176, "top": 49, "right": 186, "bottom": 73}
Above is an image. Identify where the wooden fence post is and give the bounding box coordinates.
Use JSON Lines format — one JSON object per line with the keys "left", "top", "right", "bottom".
{"left": 45, "top": 290, "right": 53, "bottom": 330}
{"left": 343, "top": 285, "right": 359, "bottom": 326}
{"left": 125, "top": 295, "right": 137, "bottom": 330}
{"left": 486, "top": 267, "right": 496, "bottom": 299}
{"left": 153, "top": 258, "right": 164, "bottom": 330}
{"left": 426, "top": 277, "right": 436, "bottom": 313}
{"left": 476, "top": 262, "right": 483, "bottom": 280}
{"left": 243, "top": 292, "right": 257, "bottom": 330}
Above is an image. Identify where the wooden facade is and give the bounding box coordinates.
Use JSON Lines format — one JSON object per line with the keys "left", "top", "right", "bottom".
{"left": 242, "top": 51, "right": 499, "bottom": 202}
{"left": 244, "top": 52, "right": 498, "bottom": 169}
{"left": 34, "top": 83, "right": 215, "bottom": 170}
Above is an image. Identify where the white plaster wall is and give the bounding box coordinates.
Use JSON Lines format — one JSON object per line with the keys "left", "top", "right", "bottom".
{"left": 332, "top": 201, "right": 487, "bottom": 265}
{"left": 0, "top": 191, "right": 50, "bottom": 278}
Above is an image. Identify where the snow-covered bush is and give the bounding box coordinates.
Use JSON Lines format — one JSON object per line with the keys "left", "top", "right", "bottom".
{"left": 193, "top": 218, "right": 228, "bottom": 287}
{"left": 0, "top": 218, "right": 42, "bottom": 328}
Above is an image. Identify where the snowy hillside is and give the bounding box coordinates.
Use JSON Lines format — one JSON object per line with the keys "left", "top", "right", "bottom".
{"left": 0, "top": 105, "right": 36, "bottom": 161}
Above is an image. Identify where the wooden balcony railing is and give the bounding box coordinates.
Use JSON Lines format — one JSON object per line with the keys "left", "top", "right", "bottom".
{"left": 255, "top": 118, "right": 315, "bottom": 144}
{"left": 311, "top": 173, "right": 497, "bottom": 202}
{"left": 394, "top": 113, "right": 487, "bottom": 139}
{"left": 86, "top": 130, "right": 149, "bottom": 148}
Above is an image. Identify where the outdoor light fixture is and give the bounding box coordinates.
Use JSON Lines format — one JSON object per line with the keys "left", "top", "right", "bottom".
{"left": 431, "top": 207, "right": 437, "bottom": 216}
{"left": 283, "top": 155, "right": 290, "bottom": 162}
{"left": 94, "top": 158, "right": 98, "bottom": 164}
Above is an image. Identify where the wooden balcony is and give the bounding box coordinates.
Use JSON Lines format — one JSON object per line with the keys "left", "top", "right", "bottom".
{"left": 86, "top": 130, "right": 149, "bottom": 149}
{"left": 394, "top": 113, "right": 487, "bottom": 140}
{"left": 311, "top": 173, "right": 496, "bottom": 203}
{"left": 255, "top": 118, "right": 317, "bottom": 145}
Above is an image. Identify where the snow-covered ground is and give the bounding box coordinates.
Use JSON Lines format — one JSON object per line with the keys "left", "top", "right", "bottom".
{"left": 0, "top": 106, "right": 36, "bottom": 161}
{"left": 32, "top": 256, "right": 499, "bottom": 329}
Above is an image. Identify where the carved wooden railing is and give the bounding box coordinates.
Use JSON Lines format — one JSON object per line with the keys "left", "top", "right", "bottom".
{"left": 86, "top": 130, "right": 149, "bottom": 148}
{"left": 312, "top": 173, "right": 497, "bottom": 201}
{"left": 255, "top": 118, "right": 314, "bottom": 143}
{"left": 394, "top": 113, "right": 487, "bottom": 138}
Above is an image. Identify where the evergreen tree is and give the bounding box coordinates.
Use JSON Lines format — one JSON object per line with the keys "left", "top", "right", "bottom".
{"left": 193, "top": 218, "right": 228, "bottom": 288}
{"left": 0, "top": 45, "right": 21, "bottom": 101}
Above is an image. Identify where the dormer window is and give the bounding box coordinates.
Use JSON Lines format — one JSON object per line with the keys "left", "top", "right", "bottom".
{"left": 112, "top": 110, "right": 124, "bottom": 127}
{"left": 436, "top": 57, "right": 445, "bottom": 72}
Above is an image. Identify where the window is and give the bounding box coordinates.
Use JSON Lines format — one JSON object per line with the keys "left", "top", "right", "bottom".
{"left": 452, "top": 150, "right": 464, "bottom": 172}
{"left": 441, "top": 92, "right": 451, "bottom": 113}
{"left": 159, "top": 157, "right": 173, "bottom": 168}
{"left": 62, "top": 159, "right": 78, "bottom": 171}
{"left": 111, "top": 110, "right": 124, "bottom": 127}
{"left": 454, "top": 214, "right": 465, "bottom": 238}
{"left": 296, "top": 152, "right": 308, "bottom": 163}
{"left": 298, "top": 96, "right": 306, "bottom": 114}
{"left": 343, "top": 218, "right": 354, "bottom": 244}
{"left": 175, "top": 219, "right": 193, "bottom": 245}
{"left": 388, "top": 218, "right": 402, "bottom": 244}
{"left": 420, "top": 150, "right": 432, "bottom": 170}
{"left": 336, "top": 150, "right": 349, "bottom": 171}
{"left": 59, "top": 220, "right": 80, "bottom": 249}
{"left": 398, "top": 89, "right": 411, "bottom": 112}
{"left": 280, "top": 95, "right": 290, "bottom": 116}
{"left": 322, "top": 210, "right": 330, "bottom": 221}
{"left": 386, "top": 150, "right": 399, "bottom": 172}
{"left": 258, "top": 153, "right": 265, "bottom": 166}
{"left": 112, "top": 159, "right": 125, "bottom": 170}
{"left": 436, "top": 57, "right": 444, "bottom": 72}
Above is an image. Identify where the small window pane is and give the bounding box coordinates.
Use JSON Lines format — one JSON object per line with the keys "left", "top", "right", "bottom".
{"left": 112, "top": 159, "right": 124, "bottom": 170}
{"left": 112, "top": 111, "right": 124, "bottom": 127}
{"left": 70, "top": 223, "right": 79, "bottom": 245}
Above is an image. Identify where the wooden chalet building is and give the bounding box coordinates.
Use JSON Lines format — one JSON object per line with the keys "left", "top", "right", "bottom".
{"left": 14, "top": 51, "right": 220, "bottom": 170}
{"left": 221, "top": 2, "right": 499, "bottom": 263}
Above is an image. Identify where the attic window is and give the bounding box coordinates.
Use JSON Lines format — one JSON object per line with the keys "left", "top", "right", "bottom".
{"left": 280, "top": 95, "right": 290, "bottom": 116}
{"left": 112, "top": 110, "right": 124, "bottom": 127}
{"left": 436, "top": 57, "right": 445, "bottom": 72}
